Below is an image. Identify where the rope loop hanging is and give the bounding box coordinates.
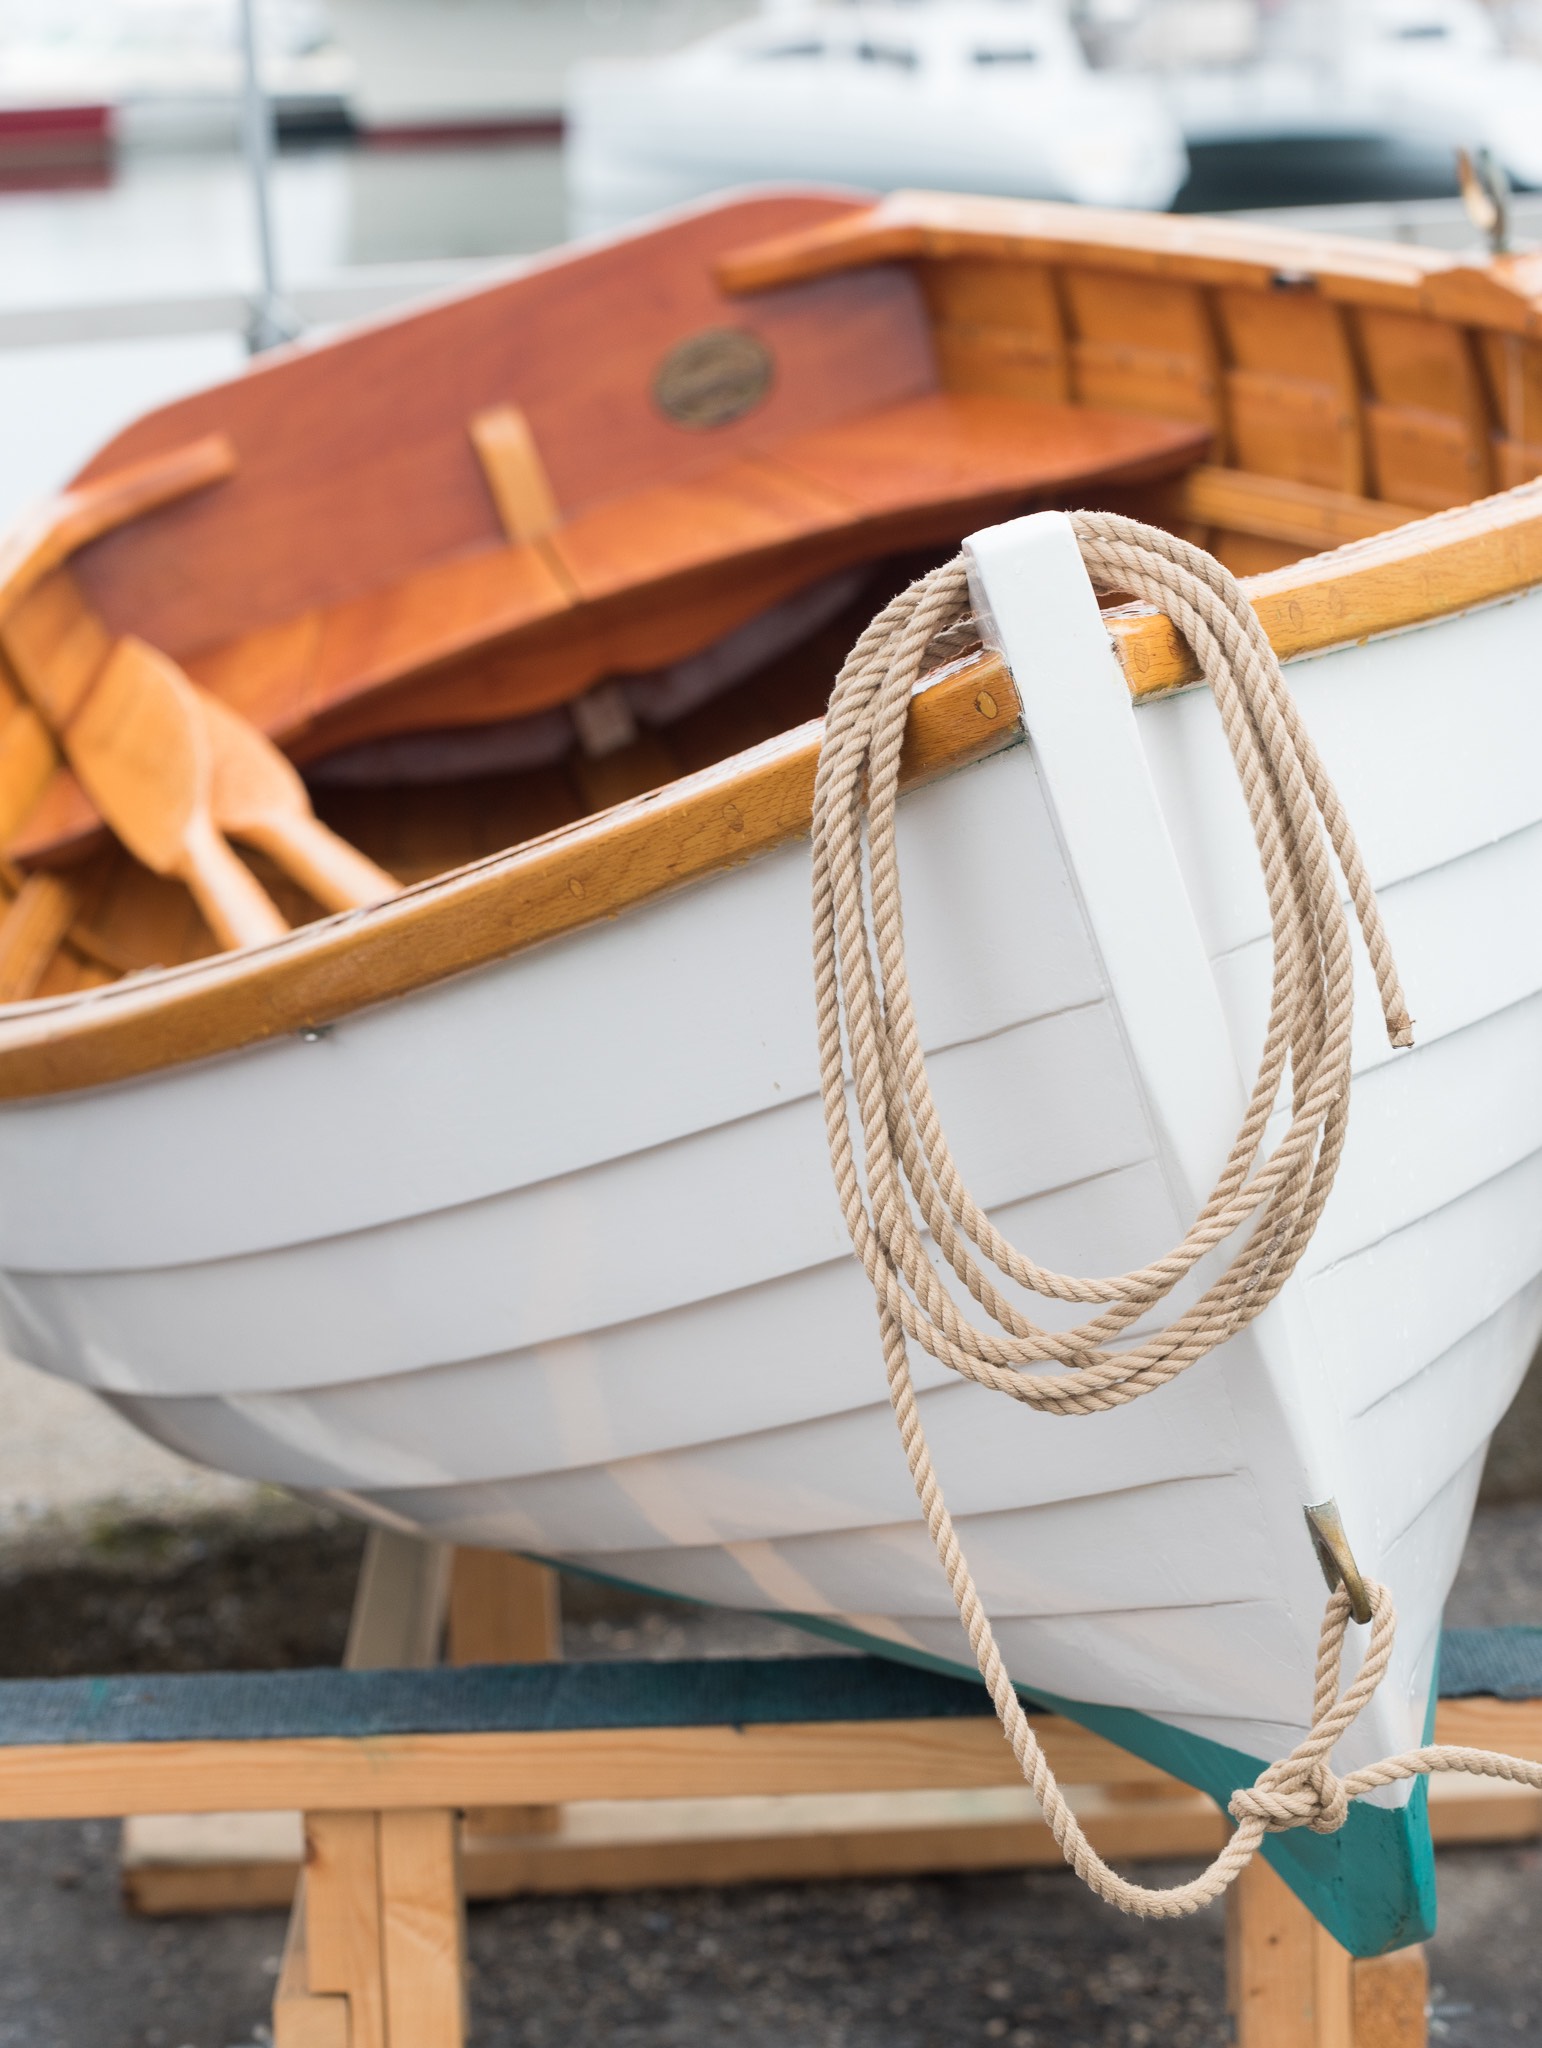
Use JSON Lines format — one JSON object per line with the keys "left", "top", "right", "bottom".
{"left": 812, "top": 512, "right": 1412, "bottom": 1425}
{"left": 810, "top": 513, "right": 1542, "bottom": 1917}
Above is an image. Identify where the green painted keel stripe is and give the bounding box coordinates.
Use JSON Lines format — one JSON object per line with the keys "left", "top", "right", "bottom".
{"left": 783, "top": 1609, "right": 1437, "bottom": 1958}
{"left": 379, "top": 1544, "right": 1455, "bottom": 1957}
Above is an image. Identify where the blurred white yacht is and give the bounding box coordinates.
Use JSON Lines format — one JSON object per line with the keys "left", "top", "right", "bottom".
{"left": 566, "top": 2, "right": 1189, "bottom": 236}
{"left": 1121, "top": 0, "right": 1542, "bottom": 189}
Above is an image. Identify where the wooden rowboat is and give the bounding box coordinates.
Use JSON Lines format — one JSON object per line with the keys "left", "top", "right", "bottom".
{"left": 2, "top": 190, "right": 1542, "bottom": 1954}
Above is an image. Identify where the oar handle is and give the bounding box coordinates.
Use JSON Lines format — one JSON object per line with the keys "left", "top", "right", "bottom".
{"left": 238, "top": 811, "right": 399, "bottom": 913}
{"left": 176, "top": 812, "right": 289, "bottom": 951}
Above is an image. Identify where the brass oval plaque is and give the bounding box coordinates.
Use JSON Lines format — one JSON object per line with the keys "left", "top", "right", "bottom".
{"left": 653, "top": 327, "right": 774, "bottom": 430}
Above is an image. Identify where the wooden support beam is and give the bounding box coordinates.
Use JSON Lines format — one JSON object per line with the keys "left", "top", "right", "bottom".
{"left": 344, "top": 1529, "right": 451, "bottom": 1672}
{"left": 123, "top": 1527, "right": 452, "bottom": 1905}
{"left": 448, "top": 1548, "right": 562, "bottom": 1838}
{"left": 120, "top": 1764, "right": 1542, "bottom": 1917}
{"left": 1353, "top": 1947, "right": 1429, "bottom": 2048}
{"left": 1229, "top": 1856, "right": 1355, "bottom": 2048}
{"left": 304, "top": 1813, "right": 387, "bottom": 2048}
{"left": 26, "top": 1695, "right": 1542, "bottom": 1825}
{"left": 273, "top": 1877, "right": 351, "bottom": 2048}
{"left": 447, "top": 1550, "right": 559, "bottom": 1667}
{"left": 122, "top": 1782, "right": 1228, "bottom": 1915}
{"left": 1228, "top": 1858, "right": 1427, "bottom": 2048}
{"left": 378, "top": 1809, "right": 465, "bottom": 2048}
{"left": 282, "top": 1808, "right": 465, "bottom": 2048}
{"left": 0, "top": 1713, "right": 1159, "bottom": 1821}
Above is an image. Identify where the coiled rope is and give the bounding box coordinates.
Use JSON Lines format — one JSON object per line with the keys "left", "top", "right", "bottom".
{"left": 811, "top": 512, "right": 1542, "bottom": 1916}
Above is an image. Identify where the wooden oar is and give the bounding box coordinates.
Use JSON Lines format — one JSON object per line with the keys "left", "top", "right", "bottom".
{"left": 52, "top": 637, "right": 398, "bottom": 952}
{"left": 0, "top": 871, "right": 82, "bottom": 1001}
{"left": 65, "top": 637, "right": 291, "bottom": 951}
{"left": 197, "top": 689, "right": 399, "bottom": 915}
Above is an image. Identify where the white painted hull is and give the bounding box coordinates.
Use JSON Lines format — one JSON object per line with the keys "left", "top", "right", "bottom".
{"left": 0, "top": 518, "right": 1537, "bottom": 1869}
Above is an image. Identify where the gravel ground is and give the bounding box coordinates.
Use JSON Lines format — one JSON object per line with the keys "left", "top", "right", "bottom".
{"left": 0, "top": 1503, "right": 1535, "bottom": 2047}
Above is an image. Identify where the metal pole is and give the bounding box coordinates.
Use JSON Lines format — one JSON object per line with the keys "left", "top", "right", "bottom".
{"left": 237, "top": 0, "right": 300, "bottom": 352}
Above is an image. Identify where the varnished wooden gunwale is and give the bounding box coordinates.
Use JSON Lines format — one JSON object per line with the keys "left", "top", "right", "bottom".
{"left": 0, "top": 434, "right": 235, "bottom": 623}
{"left": 1111, "top": 476, "right": 1542, "bottom": 695}
{"left": 3, "top": 475, "right": 1542, "bottom": 1097}
{"left": 0, "top": 656, "right": 1018, "bottom": 1099}
{"left": 715, "top": 189, "right": 1542, "bottom": 334}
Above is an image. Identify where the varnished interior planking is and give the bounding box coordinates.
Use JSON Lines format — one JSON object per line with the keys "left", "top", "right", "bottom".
{"left": 1212, "top": 285, "right": 1365, "bottom": 495}
{"left": 1356, "top": 306, "right": 1496, "bottom": 510}
{"left": 1158, "top": 468, "right": 1421, "bottom": 554}
{"left": 67, "top": 196, "right": 929, "bottom": 660}
{"left": 719, "top": 190, "right": 1542, "bottom": 566}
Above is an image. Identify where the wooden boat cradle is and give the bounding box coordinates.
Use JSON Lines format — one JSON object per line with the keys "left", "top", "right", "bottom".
{"left": 12, "top": 1535, "right": 1542, "bottom": 2046}
{"left": 6, "top": 190, "right": 1542, "bottom": 1070}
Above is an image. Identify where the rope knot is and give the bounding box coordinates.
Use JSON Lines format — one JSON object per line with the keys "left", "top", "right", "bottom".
{"left": 1225, "top": 1582, "right": 1393, "bottom": 1845}
{"left": 1230, "top": 1757, "right": 1349, "bottom": 1836}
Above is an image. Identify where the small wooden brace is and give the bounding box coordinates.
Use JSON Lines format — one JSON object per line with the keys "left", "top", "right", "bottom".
{"left": 1228, "top": 1857, "right": 1427, "bottom": 2048}
{"left": 468, "top": 406, "right": 561, "bottom": 548}
{"left": 282, "top": 1809, "right": 465, "bottom": 2048}
{"left": 448, "top": 1548, "right": 563, "bottom": 1838}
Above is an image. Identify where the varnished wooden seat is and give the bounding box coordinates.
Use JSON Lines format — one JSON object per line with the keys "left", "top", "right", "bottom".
{"left": 276, "top": 387, "right": 1205, "bottom": 748}
{"left": 6, "top": 390, "right": 1206, "bottom": 863}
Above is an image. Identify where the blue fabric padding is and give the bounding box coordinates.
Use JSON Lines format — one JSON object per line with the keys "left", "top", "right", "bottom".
{"left": 1436, "top": 1627, "right": 1542, "bottom": 1700}
{"left": 0, "top": 1656, "right": 1005, "bottom": 1748}
{"left": 1, "top": 1626, "right": 1537, "bottom": 1750}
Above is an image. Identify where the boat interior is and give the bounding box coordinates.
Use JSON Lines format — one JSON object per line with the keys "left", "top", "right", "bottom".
{"left": 2, "top": 184, "right": 1542, "bottom": 1030}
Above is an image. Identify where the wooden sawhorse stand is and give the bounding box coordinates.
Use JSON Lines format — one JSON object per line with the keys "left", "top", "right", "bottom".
{"left": 4, "top": 1646, "right": 1533, "bottom": 2045}
{"left": 279, "top": 1762, "right": 1438, "bottom": 2048}
{"left": 107, "top": 1541, "right": 1542, "bottom": 2047}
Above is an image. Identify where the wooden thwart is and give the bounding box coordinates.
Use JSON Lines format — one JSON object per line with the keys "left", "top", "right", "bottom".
{"left": 1165, "top": 466, "right": 1423, "bottom": 553}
